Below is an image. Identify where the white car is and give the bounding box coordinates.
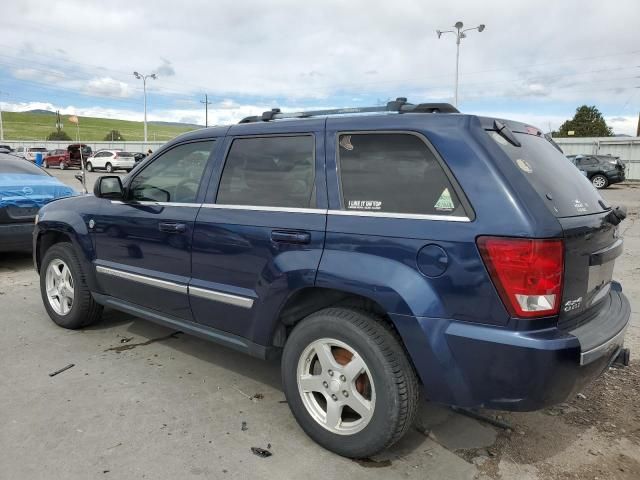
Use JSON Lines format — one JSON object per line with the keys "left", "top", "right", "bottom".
{"left": 15, "top": 146, "right": 48, "bottom": 161}
{"left": 85, "top": 150, "right": 136, "bottom": 173}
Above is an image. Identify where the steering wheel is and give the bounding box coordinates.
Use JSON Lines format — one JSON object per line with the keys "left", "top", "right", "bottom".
{"left": 174, "top": 179, "right": 200, "bottom": 202}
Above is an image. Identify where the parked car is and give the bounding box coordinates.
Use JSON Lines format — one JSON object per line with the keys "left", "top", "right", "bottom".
{"left": 67, "top": 144, "right": 92, "bottom": 164}
{"left": 18, "top": 147, "right": 49, "bottom": 162}
{"left": 133, "top": 152, "right": 147, "bottom": 163}
{"left": 0, "top": 153, "right": 75, "bottom": 252}
{"left": 43, "top": 149, "right": 80, "bottom": 170}
{"left": 0, "top": 144, "right": 13, "bottom": 152}
{"left": 85, "top": 150, "right": 135, "bottom": 173}
{"left": 567, "top": 154, "right": 626, "bottom": 189}
{"left": 34, "top": 99, "right": 630, "bottom": 458}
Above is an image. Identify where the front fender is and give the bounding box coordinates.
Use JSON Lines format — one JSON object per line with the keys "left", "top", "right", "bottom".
{"left": 35, "top": 197, "right": 100, "bottom": 291}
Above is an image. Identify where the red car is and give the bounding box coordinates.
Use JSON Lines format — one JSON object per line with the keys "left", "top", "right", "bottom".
{"left": 43, "top": 149, "right": 80, "bottom": 170}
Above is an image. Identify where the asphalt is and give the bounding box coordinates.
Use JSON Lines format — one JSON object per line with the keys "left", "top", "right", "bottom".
{"left": 0, "top": 172, "right": 638, "bottom": 480}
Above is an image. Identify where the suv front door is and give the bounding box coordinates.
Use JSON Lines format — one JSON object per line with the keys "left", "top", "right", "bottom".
{"left": 93, "top": 140, "right": 217, "bottom": 320}
{"left": 190, "top": 121, "right": 327, "bottom": 342}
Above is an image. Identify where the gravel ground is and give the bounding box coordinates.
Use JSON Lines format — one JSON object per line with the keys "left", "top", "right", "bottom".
{"left": 0, "top": 174, "right": 638, "bottom": 480}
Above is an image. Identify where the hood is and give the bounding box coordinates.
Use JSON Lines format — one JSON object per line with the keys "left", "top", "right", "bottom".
{"left": 0, "top": 174, "right": 77, "bottom": 209}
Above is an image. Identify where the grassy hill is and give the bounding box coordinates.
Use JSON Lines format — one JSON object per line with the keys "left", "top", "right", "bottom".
{"left": 0, "top": 111, "right": 200, "bottom": 142}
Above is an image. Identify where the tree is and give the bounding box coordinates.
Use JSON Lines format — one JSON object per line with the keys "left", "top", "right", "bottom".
{"left": 104, "top": 130, "right": 125, "bottom": 141}
{"left": 46, "top": 130, "right": 72, "bottom": 141}
{"left": 555, "top": 105, "right": 613, "bottom": 137}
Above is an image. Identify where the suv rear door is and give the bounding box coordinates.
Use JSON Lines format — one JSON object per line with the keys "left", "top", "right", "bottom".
{"left": 486, "top": 126, "right": 623, "bottom": 329}
{"left": 93, "top": 140, "right": 217, "bottom": 320}
{"left": 190, "top": 120, "right": 326, "bottom": 341}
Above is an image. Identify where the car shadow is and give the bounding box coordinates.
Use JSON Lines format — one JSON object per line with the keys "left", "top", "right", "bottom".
{"left": 89, "top": 308, "right": 500, "bottom": 459}
{"left": 0, "top": 251, "right": 33, "bottom": 270}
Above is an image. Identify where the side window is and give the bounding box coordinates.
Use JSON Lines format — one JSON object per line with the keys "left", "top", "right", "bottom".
{"left": 129, "top": 141, "right": 215, "bottom": 203}
{"left": 338, "top": 133, "right": 465, "bottom": 216}
{"left": 217, "top": 136, "right": 315, "bottom": 208}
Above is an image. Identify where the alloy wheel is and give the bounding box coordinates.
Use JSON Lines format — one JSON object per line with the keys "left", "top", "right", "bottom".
{"left": 45, "top": 259, "right": 75, "bottom": 316}
{"left": 296, "top": 338, "right": 375, "bottom": 435}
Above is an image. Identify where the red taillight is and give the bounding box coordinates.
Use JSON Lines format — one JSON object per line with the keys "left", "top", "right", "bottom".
{"left": 477, "top": 236, "right": 564, "bottom": 318}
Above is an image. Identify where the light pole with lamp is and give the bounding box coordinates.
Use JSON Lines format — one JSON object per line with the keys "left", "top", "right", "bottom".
{"left": 436, "top": 21, "right": 485, "bottom": 108}
{"left": 133, "top": 71, "right": 157, "bottom": 144}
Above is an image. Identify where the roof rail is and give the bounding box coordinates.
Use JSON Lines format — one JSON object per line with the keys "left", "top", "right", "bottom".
{"left": 238, "top": 97, "right": 459, "bottom": 123}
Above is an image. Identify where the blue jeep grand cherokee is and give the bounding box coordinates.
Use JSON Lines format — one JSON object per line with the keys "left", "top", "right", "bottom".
{"left": 34, "top": 99, "right": 630, "bottom": 458}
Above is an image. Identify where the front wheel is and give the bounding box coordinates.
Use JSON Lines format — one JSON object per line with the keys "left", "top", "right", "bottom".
{"left": 105, "top": 163, "right": 113, "bottom": 173}
{"left": 591, "top": 174, "right": 609, "bottom": 189}
{"left": 40, "top": 243, "right": 103, "bottom": 329}
{"left": 43, "top": 160, "right": 49, "bottom": 168}
{"left": 86, "top": 162, "right": 93, "bottom": 172}
{"left": 59, "top": 162, "right": 66, "bottom": 170}
{"left": 281, "top": 307, "right": 419, "bottom": 458}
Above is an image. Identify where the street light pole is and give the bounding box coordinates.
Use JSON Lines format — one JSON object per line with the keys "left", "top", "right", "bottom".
{"left": 436, "top": 21, "right": 486, "bottom": 107}
{"left": 133, "top": 71, "right": 157, "bottom": 144}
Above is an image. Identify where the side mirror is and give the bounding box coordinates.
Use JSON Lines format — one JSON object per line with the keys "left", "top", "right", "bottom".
{"left": 94, "top": 176, "right": 124, "bottom": 199}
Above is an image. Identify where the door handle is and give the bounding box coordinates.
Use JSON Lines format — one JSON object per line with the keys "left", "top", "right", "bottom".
{"left": 159, "top": 222, "right": 187, "bottom": 233}
{"left": 271, "top": 230, "right": 311, "bottom": 244}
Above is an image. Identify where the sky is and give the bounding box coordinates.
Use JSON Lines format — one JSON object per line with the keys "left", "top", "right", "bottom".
{"left": 1, "top": 0, "right": 639, "bottom": 135}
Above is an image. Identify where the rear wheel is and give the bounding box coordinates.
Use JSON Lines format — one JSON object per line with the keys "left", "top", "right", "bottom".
{"left": 591, "top": 174, "right": 608, "bottom": 189}
{"left": 281, "top": 307, "right": 419, "bottom": 458}
{"left": 105, "top": 163, "right": 113, "bottom": 173}
{"left": 86, "top": 162, "right": 93, "bottom": 172}
{"left": 40, "top": 243, "right": 103, "bottom": 329}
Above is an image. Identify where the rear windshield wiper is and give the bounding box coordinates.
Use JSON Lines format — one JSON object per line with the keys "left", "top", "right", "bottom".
{"left": 493, "top": 120, "right": 521, "bottom": 147}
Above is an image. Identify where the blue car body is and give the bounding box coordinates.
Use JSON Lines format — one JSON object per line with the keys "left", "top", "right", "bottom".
{"left": 0, "top": 154, "right": 75, "bottom": 252}
{"left": 34, "top": 107, "right": 630, "bottom": 411}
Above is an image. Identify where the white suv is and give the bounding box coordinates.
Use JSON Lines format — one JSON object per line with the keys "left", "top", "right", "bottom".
{"left": 85, "top": 150, "right": 135, "bottom": 173}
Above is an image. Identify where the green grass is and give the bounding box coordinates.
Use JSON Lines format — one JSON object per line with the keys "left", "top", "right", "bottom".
{"left": 0, "top": 111, "right": 199, "bottom": 142}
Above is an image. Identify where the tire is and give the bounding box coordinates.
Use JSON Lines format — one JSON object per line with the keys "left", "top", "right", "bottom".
{"left": 281, "top": 307, "right": 419, "bottom": 458}
{"left": 591, "top": 174, "right": 609, "bottom": 189}
{"left": 105, "top": 163, "right": 113, "bottom": 173}
{"left": 59, "top": 162, "right": 66, "bottom": 170}
{"left": 43, "top": 160, "right": 49, "bottom": 168}
{"left": 40, "top": 243, "right": 103, "bottom": 329}
{"left": 86, "top": 162, "right": 93, "bottom": 172}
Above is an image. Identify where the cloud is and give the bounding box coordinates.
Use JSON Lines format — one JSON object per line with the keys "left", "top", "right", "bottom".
{"left": 13, "top": 67, "right": 65, "bottom": 83}
{"left": 84, "top": 77, "right": 131, "bottom": 98}
{"left": 156, "top": 58, "right": 175, "bottom": 77}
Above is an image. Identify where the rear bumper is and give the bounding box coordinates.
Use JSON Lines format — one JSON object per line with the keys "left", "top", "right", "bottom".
{"left": 606, "top": 171, "right": 625, "bottom": 183}
{"left": 0, "top": 222, "right": 34, "bottom": 252}
{"left": 393, "top": 282, "right": 630, "bottom": 411}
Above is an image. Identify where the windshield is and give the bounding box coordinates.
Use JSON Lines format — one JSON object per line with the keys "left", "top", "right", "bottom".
{"left": 488, "top": 131, "right": 607, "bottom": 218}
{"left": 118, "top": 152, "right": 134, "bottom": 157}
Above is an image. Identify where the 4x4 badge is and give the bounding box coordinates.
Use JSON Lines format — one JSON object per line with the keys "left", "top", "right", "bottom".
{"left": 564, "top": 297, "right": 582, "bottom": 312}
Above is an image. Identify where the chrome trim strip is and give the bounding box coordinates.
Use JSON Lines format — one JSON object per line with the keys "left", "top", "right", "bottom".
{"left": 110, "top": 200, "right": 199, "bottom": 207}
{"left": 95, "top": 265, "right": 188, "bottom": 294}
{"left": 188, "top": 285, "right": 254, "bottom": 309}
{"left": 200, "top": 203, "right": 326, "bottom": 214}
{"left": 580, "top": 325, "right": 627, "bottom": 366}
{"left": 328, "top": 210, "right": 471, "bottom": 222}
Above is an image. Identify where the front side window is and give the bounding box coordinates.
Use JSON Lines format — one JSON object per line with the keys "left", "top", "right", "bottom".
{"left": 338, "top": 133, "right": 465, "bottom": 216}
{"left": 217, "top": 136, "right": 315, "bottom": 208}
{"left": 129, "top": 141, "right": 214, "bottom": 203}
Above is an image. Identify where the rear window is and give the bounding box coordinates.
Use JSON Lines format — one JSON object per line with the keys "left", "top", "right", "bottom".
{"left": 0, "top": 157, "right": 48, "bottom": 175}
{"left": 338, "top": 133, "right": 466, "bottom": 217}
{"left": 488, "top": 131, "right": 606, "bottom": 217}
{"left": 29, "top": 147, "right": 47, "bottom": 153}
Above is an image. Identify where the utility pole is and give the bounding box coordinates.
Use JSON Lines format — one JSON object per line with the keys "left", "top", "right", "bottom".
{"left": 436, "top": 21, "right": 486, "bottom": 108}
{"left": 636, "top": 112, "right": 640, "bottom": 137}
{"left": 200, "top": 94, "right": 212, "bottom": 127}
